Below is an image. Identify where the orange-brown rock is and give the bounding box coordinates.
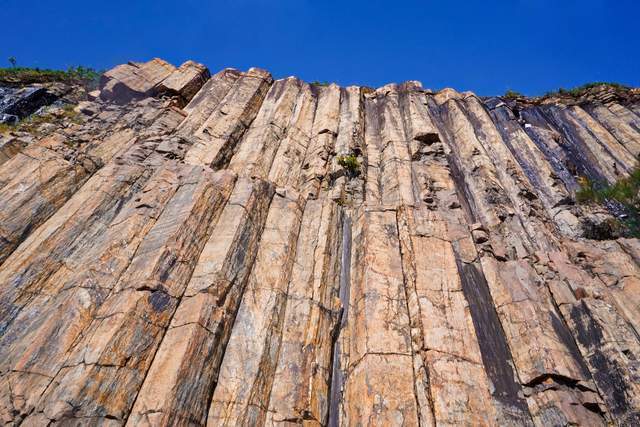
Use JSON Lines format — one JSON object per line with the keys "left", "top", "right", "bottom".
{"left": 1, "top": 59, "right": 640, "bottom": 426}
{"left": 155, "top": 60, "right": 211, "bottom": 107}
{"left": 99, "top": 58, "right": 176, "bottom": 103}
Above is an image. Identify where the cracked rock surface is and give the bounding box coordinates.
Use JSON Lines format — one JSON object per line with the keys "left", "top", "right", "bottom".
{"left": 1, "top": 58, "right": 640, "bottom": 426}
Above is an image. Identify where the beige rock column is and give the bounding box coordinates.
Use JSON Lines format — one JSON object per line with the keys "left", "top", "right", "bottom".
{"left": 377, "top": 84, "right": 416, "bottom": 207}
{"left": 402, "top": 87, "right": 539, "bottom": 425}
{"left": 184, "top": 68, "right": 273, "bottom": 168}
{"left": 432, "top": 92, "right": 609, "bottom": 424}
{"left": 545, "top": 251, "right": 640, "bottom": 424}
{"left": 341, "top": 207, "right": 419, "bottom": 425}
{"left": 0, "top": 165, "right": 183, "bottom": 425}
{"left": 398, "top": 86, "right": 454, "bottom": 213}
{"left": 126, "top": 177, "right": 274, "bottom": 426}
{"left": 207, "top": 188, "right": 305, "bottom": 426}
{"left": 177, "top": 68, "right": 241, "bottom": 137}
{"left": 0, "top": 161, "right": 151, "bottom": 335}
{"left": 327, "top": 85, "right": 364, "bottom": 204}
{"left": 154, "top": 60, "right": 211, "bottom": 107}
{"left": 265, "top": 195, "right": 343, "bottom": 425}
{"left": 268, "top": 83, "right": 318, "bottom": 189}
{"left": 0, "top": 96, "right": 186, "bottom": 267}
{"left": 12, "top": 167, "right": 237, "bottom": 425}
{"left": 607, "top": 102, "right": 640, "bottom": 135}
{"left": 462, "top": 94, "right": 560, "bottom": 252}
{"left": 563, "top": 240, "right": 640, "bottom": 343}
{"left": 0, "top": 140, "right": 99, "bottom": 264}
{"left": 432, "top": 91, "right": 515, "bottom": 230}
{"left": 487, "top": 102, "right": 571, "bottom": 210}
{"left": 228, "top": 77, "right": 302, "bottom": 179}
{"left": 335, "top": 86, "right": 363, "bottom": 157}
{"left": 362, "top": 94, "right": 383, "bottom": 205}
{"left": 583, "top": 103, "right": 640, "bottom": 158}
{"left": 298, "top": 84, "right": 341, "bottom": 199}
{"left": 480, "top": 257, "right": 606, "bottom": 425}
{"left": 546, "top": 105, "right": 624, "bottom": 183}
{"left": 99, "top": 58, "right": 176, "bottom": 103}
{"left": 569, "top": 105, "right": 638, "bottom": 174}
{"left": 397, "top": 208, "right": 501, "bottom": 426}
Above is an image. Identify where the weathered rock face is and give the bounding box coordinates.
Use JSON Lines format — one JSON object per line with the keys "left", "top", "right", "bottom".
{"left": 1, "top": 58, "right": 640, "bottom": 426}
{"left": 99, "top": 58, "right": 209, "bottom": 105}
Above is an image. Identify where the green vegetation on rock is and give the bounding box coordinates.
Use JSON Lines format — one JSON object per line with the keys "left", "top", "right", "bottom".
{"left": 576, "top": 170, "right": 640, "bottom": 237}
{"left": 545, "top": 82, "right": 630, "bottom": 98}
{"left": 504, "top": 89, "right": 523, "bottom": 99}
{"left": 0, "top": 104, "right": 81, "bottom": 136}
{"left": 0, "top": 65, "right": 103, "bottom": 89}
{"left": 337, "top": 154, "right": 361, "bottom": 175}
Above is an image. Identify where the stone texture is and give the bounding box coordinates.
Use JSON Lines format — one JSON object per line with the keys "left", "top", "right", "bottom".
{"left": 99, "top": 58, "right": 177, "bottom": 104}
{"left": 154, "top": 60, "right": 211, "bottom": 107}
{"left": 0, "top": 60, "right": 640, "bottom": 426}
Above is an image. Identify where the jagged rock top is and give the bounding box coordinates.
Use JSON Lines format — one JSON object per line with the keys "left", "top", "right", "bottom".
{"left": 0, "top": 58, "right": 639, "bottom": 426}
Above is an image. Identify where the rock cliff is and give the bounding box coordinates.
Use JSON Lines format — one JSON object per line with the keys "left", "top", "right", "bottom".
{"left": 1, "top": 58, "right": 640, "bottom": 426}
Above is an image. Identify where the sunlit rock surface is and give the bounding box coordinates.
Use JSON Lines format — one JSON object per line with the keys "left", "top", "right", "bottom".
{"left": 1, "top": 58, "right": 640, "bottom": 426}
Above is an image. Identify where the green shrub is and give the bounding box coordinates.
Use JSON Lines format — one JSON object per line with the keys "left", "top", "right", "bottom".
{"left": 504, "top": 89, "right": 522, "bottom": 99}
{"left": 576, "top": 170, "right": 640, "bottom": 204}
{"left": 0, "top": 122, "right": 13, "bottom": 134}
{"left": 575, "top": 176, "right": 598, "bottom": 203}
{"left": 337, "top": 154, "right": 360, "bottom": 175}
{"left": 311, "top": 81, "right": 330, "bottom": 87}
{"left": 575, "top": 170, "right": 640, "bottom": 237}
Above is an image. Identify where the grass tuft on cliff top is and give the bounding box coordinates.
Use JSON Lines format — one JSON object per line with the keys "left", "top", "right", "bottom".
{"left": 545, "top": 82, "right": 630, "bottom": 98}
{"left": 504, "top": 89, "right": 523, "bottom": 99}
{"left": 0, "top": 66, "right": 103, "bottom": 89}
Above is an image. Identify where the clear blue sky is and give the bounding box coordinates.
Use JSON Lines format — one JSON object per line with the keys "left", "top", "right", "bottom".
{"left": 3, "top": 0, "right": 638, "bottom": 95}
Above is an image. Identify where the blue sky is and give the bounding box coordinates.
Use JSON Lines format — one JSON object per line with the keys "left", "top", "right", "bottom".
{"left": 3, "top": 0, "right": 638, "bottom": 95}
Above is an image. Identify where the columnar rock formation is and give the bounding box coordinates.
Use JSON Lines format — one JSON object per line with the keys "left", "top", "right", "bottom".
{"left": 1, "top": 58, "right": 640, "bottom": 426}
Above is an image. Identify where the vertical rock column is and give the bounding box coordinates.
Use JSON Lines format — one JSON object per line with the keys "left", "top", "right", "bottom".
{"left": 407, "top": 86, "right": 540, "bottom": 425}
{"left": 328, "top": 85, "right": 365, "bottom": 205}
{"left": 265, "top": 196, "right": 343, "bottom": 425}
{"left": 0, "top": 99, "right": 183, "bottom": 265}
{"left": 0, "top": 139, "right": 99, "bottom": 265}
{"left": 582, "top": 103, "right": 640, "bottom": 158}
{"left": 298, "top": 84, "right": 341, "bottom": 198}
{"left": 176, "top": 68, "right": 242, "bottom": 138}
{"left": 207, "top": 188, "right": 305, "bottom": 425}
{"left": 0, "top": 164, "right": 182, "bottom": 425}
{"left": 0, "top": 160, "right": 153, "bottom": 336}
{"left": 543, "top": 247, "right": 640, "bottom": 424}
{"left": 18, "top": 167, "right": 237, "bottom": 425}
{"left": 267, "top": 82, "right": 318, "bottom": 189}
{"left": 340, "top": 206, "right": 420, "bottom": 425}
{"left": 428, "top": 89, "right": 610, "bottom": 425}
{"left": 127, "top": 177, "right": 273, "bottom": 426}
{"left": 184, "top": 69, "right": 273, "bottom": 169}
{"left": 539, "top": 105, "right": 623, "bottom": 183}
{"left": 228, "top": 77, "right": 302, "bottom": 179}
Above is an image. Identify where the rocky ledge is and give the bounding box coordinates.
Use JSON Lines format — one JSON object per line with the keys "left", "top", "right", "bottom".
{"left": 0, "top": 58, "right": 640, "bottom": 426}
